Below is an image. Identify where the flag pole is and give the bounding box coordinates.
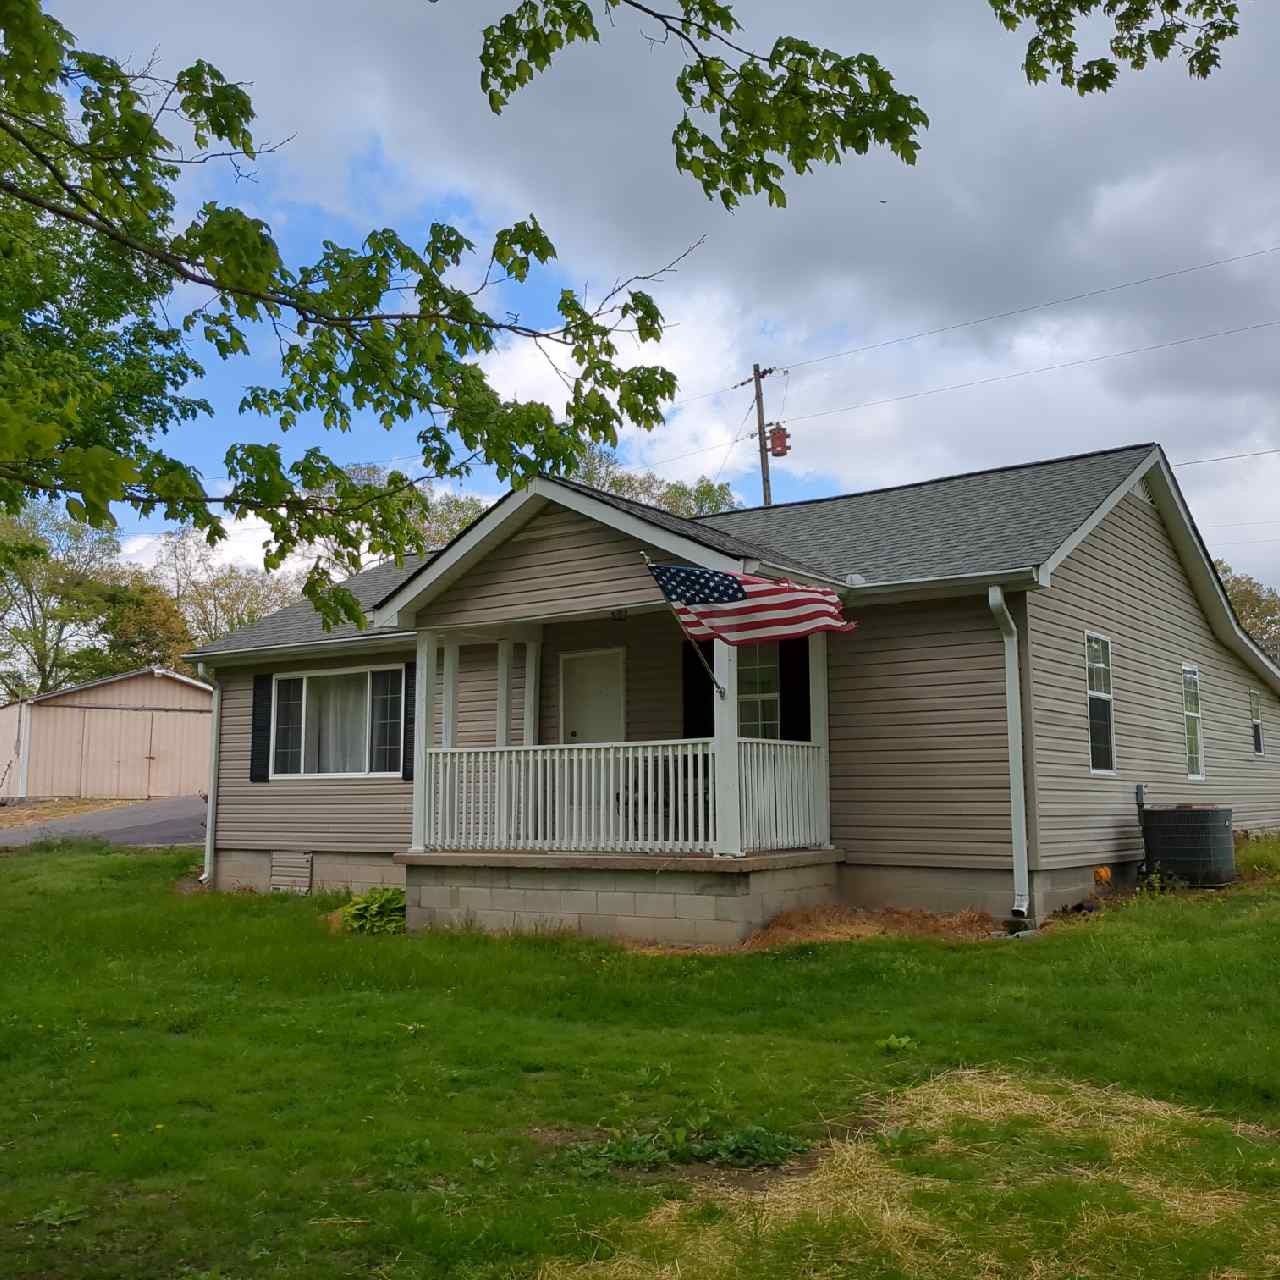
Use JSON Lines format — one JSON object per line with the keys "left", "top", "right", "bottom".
{"left": 641, "top": 553, "right": 726, "bottom": 699}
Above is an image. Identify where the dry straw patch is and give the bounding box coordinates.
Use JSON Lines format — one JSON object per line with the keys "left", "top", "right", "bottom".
{"left": 541, "top": 1070, "right": 1280, "bottom": 1280}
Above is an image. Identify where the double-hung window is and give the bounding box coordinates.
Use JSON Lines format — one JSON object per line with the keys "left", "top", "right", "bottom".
{"left": 1183, "top": 665, "right": 1204, "bottom": 780}
{"left": 272, "top": 667, "right": 404, "bottom": 777}
{"left": 1085, "top": 633, "right": 1115, "bottom": 773}
{"left": 738, "top": 641, "right": 781, "bottom": 739}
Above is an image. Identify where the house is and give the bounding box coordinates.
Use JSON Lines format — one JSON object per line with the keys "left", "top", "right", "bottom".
{"left": 0, "top": 668, "right": 213, "bottom": 802}
{"left": 188, "top": 443, "right": 1280, "bottom": 936}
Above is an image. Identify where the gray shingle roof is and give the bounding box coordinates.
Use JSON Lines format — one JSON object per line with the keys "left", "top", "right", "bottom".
{"left": 192, "top": 444, "right": 1158, "bottom": 660}
{"left": 188, "top": 554, "right": 430, "bottom": 658}
{"left": 698, "top": 443, "right": 1157, "bottom": 585}
{"left": 545, "top": 476, "right": 829, "bottom": 573}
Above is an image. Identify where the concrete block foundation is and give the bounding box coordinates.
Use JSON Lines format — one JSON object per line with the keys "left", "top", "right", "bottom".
{"left": 398, "top": 851, "right": 844, "bottom": 945}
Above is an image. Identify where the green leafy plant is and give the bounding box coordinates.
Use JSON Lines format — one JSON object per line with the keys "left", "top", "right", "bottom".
{"left": 563, "top": 1121, "right": 807, "bottom": 1176}
{"left": 1137, "top": 864, "right": 1187, "bottom": 896}
{"left": 875, "top": 1033, "right": 918, "bottom": 1055}
{"left": 339, "top": 886, "right": 406, "bottom": 936}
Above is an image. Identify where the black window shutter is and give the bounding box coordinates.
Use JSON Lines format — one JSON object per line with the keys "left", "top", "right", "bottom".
{"left": 402, "top": 660, "right": 417, "bottom": 781}
{"left": 681, "top": 640, "right": 715, "bottom": 738}
{"left": 779, "top": 638, "right": 811, "bottom": 742}
{"left": 250, "top": 674, "right": 273, "bottom": 782}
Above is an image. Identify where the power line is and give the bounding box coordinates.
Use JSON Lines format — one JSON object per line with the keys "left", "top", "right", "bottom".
{"left": 779, "top": 241, "right": 1280, "bottom": 376}
{"left": 1173, "top": 447, "right": 1280, "bottom": 467}
{"left": 777, "top": 317, "right": 1280, "bottom": 427}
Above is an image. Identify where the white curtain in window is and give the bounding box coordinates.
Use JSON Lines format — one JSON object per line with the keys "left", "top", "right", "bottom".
{"left": 304, "top": 672, "right": 367, "bottom": 774}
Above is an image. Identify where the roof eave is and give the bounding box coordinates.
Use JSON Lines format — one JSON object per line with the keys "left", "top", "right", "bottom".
{"left": 187, "top": 629, "right": 416, "bottom": 670}
{"left": 841, "top": 564, "right": 1043, "bottom": 605}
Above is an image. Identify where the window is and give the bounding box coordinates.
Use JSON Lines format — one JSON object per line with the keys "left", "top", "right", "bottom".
{"left": 1250, "top": 690, "right": 1265, "bottom": 757}
{"left": 738, "top": 642, "right": 780, "bottom": 739}
{"left": 1183, "top": 665, "right": 1204, "bottom": 780}
{"left": 272, "top": 667, "right": 404, "bottom": 777}
{"left": 1085, "top": 633, "right": 1115, "bottom": 773}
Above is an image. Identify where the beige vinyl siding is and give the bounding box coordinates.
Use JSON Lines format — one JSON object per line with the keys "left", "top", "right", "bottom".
{"left": 214, "top": 655, "right": 414, "bottom": 854}
{"left": 829, "top": 597, "right": 1014, "bottom": 868}
{"left": 431, "top": 644, "right": 528, "bottom": 746}
{"left": 539, "top": 612, "right": 685, "bottom": 744}
{"left": 1028, "top": 491, "right": 1280, "bottom": 864}
{"left": 420, "top": 506, "right": 668, "bottom": 628}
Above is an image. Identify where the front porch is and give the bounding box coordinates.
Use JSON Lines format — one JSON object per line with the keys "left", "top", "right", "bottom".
{"left": 408, "top": 616, "right": 832, "bottom": 859}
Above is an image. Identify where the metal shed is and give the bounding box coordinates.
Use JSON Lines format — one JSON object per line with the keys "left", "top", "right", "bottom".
{"left": 0, "top": 668, "right": 213, "bottom": 801}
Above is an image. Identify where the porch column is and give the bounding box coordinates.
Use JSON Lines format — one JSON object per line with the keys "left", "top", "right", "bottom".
{"left": 441, "top": 642, "right": 460, "bottom": 747}
{"left": 522, "top": 639, "right": 542, "bottom": 746}
{"left": 712, "top": 640, "right": 743, "bottom": 857}
{"left": 495, "top": 639, "right": 513, "bottom": 747}
{"left": 808, "top": 631, "right": 832, "bottom": 848}
{"left": 411, "top": 630, "right": 438, "bottom": 852}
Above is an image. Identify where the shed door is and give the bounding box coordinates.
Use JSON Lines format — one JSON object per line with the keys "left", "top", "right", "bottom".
{"left": 79, "top": 709, "right": 151, "bottom": 799}
{"left": 147, "top": 711, "right": 211, "bottom": 797}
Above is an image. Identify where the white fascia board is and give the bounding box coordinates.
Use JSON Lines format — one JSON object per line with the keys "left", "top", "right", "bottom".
{"left": 370, "top": 477, "right": 749, "bottom": 628}
{"left": 842, "top": 565, "right": 1042, "bottom": 605}
{"left": 1143, "top": 457, "right": 1280, "bottom": 696}
{"left": 1038, "top": 447, "right": 1163, "bottom": 583}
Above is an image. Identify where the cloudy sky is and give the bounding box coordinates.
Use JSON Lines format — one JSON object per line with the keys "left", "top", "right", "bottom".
{"left": 52, "top": 1, "right": 1280, "bottom": 582}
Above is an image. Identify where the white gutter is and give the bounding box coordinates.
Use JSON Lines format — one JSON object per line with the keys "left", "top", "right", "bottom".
{"left": 200, "top": 669, "right": 222, "bottom": 885}
{"left": 988, "top": 586, "right": 1031, "bottom": 919}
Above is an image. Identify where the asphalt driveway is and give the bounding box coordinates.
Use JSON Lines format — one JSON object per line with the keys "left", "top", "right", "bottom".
{"left": 0, "top": 795, "right": 206, "bottom": 848}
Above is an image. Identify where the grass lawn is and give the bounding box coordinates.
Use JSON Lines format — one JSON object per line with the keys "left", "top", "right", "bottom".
{"left": 2, "top": 841, "right": 1280, "bottom": 1278}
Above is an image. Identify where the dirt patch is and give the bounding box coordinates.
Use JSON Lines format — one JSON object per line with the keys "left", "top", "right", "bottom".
{"left": 621, "top": 1145, "right": 825, "bottom": 1193}
{"left": 743, "top": 903, "right": 998, "bottom": 949}
{"left": 172, "top": 874, "right": 207, "bottom": 895}
{"left": 0, "top": 797, "right": 133, "bottom": 830}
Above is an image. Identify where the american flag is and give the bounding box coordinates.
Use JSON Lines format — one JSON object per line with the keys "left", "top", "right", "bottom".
{"left": 647, "top": 563, "right": 857, "bottom": 646}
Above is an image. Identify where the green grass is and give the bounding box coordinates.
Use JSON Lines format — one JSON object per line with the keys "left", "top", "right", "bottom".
{"left": 2, "top": 839, "right": 1280, "bottom": 1278}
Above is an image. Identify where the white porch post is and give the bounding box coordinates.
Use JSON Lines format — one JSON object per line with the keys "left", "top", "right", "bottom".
{"left": 808, "top": 631, "right": 832, "bottom": 848}
{"left": 522, "top": 639, "right": 542, "bottom": 746}
{"left": 712, "top": 639, "right": 742, "bottom": 857}
{"left": 495, "top": 639, "right": 513, "bottom": 747}
{"left": 441, "top": 642, "right": 460, "bottom": 748}
{"left": 411, "top": 630, "right": 438, "bottom": 852}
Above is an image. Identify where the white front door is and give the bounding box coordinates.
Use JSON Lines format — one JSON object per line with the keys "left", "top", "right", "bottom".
{"left": 560, "top": 649, "right": 625, "bottom": 743}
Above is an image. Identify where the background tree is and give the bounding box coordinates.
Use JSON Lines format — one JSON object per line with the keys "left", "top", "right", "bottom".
{"left": 62, "top": 570, "right": 194, "bottom": 684}
{"left": 1217, "top": 560, "right": 1280, "bottom": 663}
{"left": 148, "top": 528, "right": 304, "bottom": 649}
{"left": 570, "top": 444, "right": 739, "bottom": 517}
{"left": 0, "top": 1, "right": 1242, "bottom": 622}
{"left": 0, "top": 502, "right": 121, "bottom": 697}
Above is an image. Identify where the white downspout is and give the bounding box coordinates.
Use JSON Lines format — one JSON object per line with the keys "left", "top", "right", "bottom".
{"left": 988, "top": 586, "right": 1031, "bottom": 920}
{"left": 200, "top": 669, "right": 222, "bottom": 885}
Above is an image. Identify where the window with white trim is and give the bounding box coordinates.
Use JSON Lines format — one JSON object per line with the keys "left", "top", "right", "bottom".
{"left": 272, "top": 667, "right": 404, "bottom": 777}
{"left": 1250, "top": 690, "right": 1265, "bottom": 756}
{"left": 1085, "top": 633, "right": 1115, "bottom": 773}
{"left": 738, "top": 641, "right": 780, "bottom": 739}
{"left": 1183, "top": 665, "right": 1204, "bottom": 780}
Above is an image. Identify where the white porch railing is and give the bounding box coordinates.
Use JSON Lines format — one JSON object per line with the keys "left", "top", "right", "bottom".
{"left": 738, "top": 738, "right": 827, "bottom": 852}
{"left": 424, "top": 739, "right": 717, "bottom": 854}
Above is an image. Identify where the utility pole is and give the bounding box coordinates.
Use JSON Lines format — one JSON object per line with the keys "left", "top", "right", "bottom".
{"left": 752, "top": 362, "right": 772, "bottom": 507}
